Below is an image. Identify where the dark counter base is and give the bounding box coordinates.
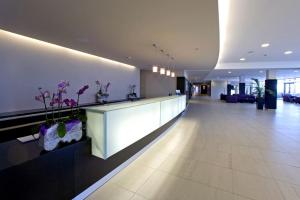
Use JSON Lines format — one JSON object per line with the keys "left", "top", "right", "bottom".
{"left": 0, "top": 112, "right": 183, "bottom": 200}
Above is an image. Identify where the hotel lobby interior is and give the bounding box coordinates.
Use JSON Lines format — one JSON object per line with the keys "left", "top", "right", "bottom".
{"left": 1, "top": 0, "right": 300, "bottom": 200}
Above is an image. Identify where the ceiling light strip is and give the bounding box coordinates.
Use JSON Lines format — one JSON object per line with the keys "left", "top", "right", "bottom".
{"left": 0, "top": 29, "right": 135, "bottom": 69}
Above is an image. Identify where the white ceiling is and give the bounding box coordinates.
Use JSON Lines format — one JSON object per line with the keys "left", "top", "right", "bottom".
{"left": 0, "top": 0, "right": 219, "bottom": 71}
{"left": 209, "top": 0, "right": 300, "bottom": 80}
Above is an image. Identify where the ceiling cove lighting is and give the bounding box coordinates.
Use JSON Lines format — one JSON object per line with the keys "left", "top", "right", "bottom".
{"left": 261, "top": 43, "right": 270, "bottom": 48}
{"left": 284, "top": 51, "right": 293, "bottom": 55}
{"left": 216, "top": 0, "right": 231, "bottom": 67}
{"left": 152, "top": 65, "right": 158, "bottom": 73}
{"left": 0, "top": 29, "right": 135, "bottom": 69}
{"left": 166, "top": 69, "right": 171, "bottom": 76}
{"left": 160, "top": 68, "right": 165, "bottom": 75}
{"left": 240, "top": 58, "right": 246, "bottom": 61}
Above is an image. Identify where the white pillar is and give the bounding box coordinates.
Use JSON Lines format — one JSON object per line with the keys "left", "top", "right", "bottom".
{"left": 266, "top": 70, "right": 277, "bottom": 79}
{"left": 239, "top": 76, "right": 245, "bottom": 83}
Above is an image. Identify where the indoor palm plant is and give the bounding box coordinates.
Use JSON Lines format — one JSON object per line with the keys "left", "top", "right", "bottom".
{"left": 35, "top": 81, "right": 89, "bottom": 151}
{"left": 251, "top": 78, "right": 264, "bottom": 110}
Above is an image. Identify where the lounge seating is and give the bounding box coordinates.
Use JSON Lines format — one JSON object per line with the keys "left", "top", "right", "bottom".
{"left": 235, "top": 94, "right": 256, "bottom": 103}
{"left": 220, "top": 93, "right": 227, "bottom": 101}
{"left": 283, "top": 94, "right": 296, "bottom": 103}
{"left": 226, "top": 95, "right": 238, "bottom": 103}
{"left": 221, "top": 94, "right": 255, "bottom": 103}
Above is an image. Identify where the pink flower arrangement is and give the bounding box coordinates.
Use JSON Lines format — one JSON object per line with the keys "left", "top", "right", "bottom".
{"left": 35, "top": 81, "right": 89, "bottom": 137}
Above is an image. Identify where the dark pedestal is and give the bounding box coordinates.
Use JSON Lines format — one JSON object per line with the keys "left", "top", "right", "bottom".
{"left": 265, "top": 79, "right": 277, "bottom": 109}
{"left": 239, "top": 83, "right": 245, "bottom": 95}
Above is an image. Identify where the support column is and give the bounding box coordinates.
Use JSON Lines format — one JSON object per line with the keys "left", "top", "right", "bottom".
{"left": 227, "top": 84, "right": 233, "bottom": 96}
{"left": 265, "top": 70, "right": 277, "bottom": 109}
{"left": 239, "top": 76, "right": 246, "bottom": 95}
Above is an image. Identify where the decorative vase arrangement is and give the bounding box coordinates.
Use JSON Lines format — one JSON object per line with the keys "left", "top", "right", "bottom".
{"left": 96, "top": 80, "right": 110, "bottom": 103}
{"left": 35, "top": 81, "right": 89, "bottom": 151}
{"left": 127, "top": 84, "right": 137, "bottom": 101}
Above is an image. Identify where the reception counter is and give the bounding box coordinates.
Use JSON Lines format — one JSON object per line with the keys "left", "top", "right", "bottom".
{"left": 84, "top": 95, "right": 186, "bottom": 159}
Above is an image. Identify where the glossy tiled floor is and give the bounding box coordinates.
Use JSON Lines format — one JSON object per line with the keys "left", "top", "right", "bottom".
{"left": 87, "top": 97, "right": 300, "bottom": 200}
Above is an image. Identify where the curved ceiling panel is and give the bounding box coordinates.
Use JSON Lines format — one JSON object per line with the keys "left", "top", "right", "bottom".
{"left": 0, "top": 0, "right": 219, "bottom": 70}
{"left": 216, "top": 0, "right": 300, "bottom": 70}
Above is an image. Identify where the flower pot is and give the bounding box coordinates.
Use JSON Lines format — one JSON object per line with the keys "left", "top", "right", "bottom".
{"left": 96, "top": 93, "right": 109, "bottom": 103}
{"left": 39, "top": 120, "right": 82, "bottom": 151}
{"left": 256, "top": 97, "right": 264, "bottom": 110}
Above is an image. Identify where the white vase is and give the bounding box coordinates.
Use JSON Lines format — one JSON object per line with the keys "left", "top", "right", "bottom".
{"left": 39, "top": 121, "right": 82, "bottom": 151}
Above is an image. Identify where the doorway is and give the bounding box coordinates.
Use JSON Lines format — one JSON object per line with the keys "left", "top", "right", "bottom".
{"left": 201, "top": 84, "right": 208, "bottom": 95}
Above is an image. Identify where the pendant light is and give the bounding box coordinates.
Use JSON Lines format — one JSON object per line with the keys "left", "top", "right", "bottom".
{"left": 171, "top": 57, "right": 175, "bottom": 78}
{"left": 166, "top": 70, "right": 171, "bottom": 76}
{"left": 152, "top": 44, "right": 159, "bottom": 73}
{"left": 166, "top": 54, "right": 171, "bottom": 76}
{"left": 160, "top": 67, "right": 165, "bottom": 75}
{"left": 152, "top": 65, "right": 158, "bottom": 73}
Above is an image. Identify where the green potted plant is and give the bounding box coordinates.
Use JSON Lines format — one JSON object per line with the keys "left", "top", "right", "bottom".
{"left": 251, "top": 78, "right": 264, "bottom": 110}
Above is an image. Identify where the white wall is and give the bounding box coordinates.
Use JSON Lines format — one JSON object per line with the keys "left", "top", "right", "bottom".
{"left": 211, "top": 80, "right": 227, "bottom": 99}
{"left": 140, "top": 70, "right": 176, "bottom": 98}
{"left": 0, "top": 30, "right": 140, "bottom": 113}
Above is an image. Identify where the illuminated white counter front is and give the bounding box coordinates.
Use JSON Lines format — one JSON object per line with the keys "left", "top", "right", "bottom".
{"left": 84, "top": 95, "right": 186, "bottom": 159}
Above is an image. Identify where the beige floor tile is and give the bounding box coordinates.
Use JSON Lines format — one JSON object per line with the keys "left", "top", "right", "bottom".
{"left": 233, "top": 171, "right": 284, "bottom": 200}
{"left": 198, "top": 149, "right": 231, "bottom": 168}
{"left": 110, "top": 162, "right": 155, "bottom": 192}
{"left": 130, "top": 194, "right": 148, "bottom": 200}
{"left": 215, "top": 190, "right": 251, "bottom": 200}
{"left": 136, "top": 171, "right": 190, "bottom": 200}
{"left": 261, "top": 150, "right": 300, "bottom": 167}
{"left": 86, "top": 182, "right": 134, "bottom": 200}
{"left": 231, "top": 145, "right": 264, "bottom": 161}
{"left": 185, "top": 161, "right": 233, "bottom": 192}
{"left": 232, "top": 154, "right": 272, "bottom": 178}
{"left": 158, "top": 155, "right": 197, "bottom": 178}
{"left": 182, "top": 180, "right": 216, "bottom": 200}
{"left": 268, "top": 163, "right": 300, "bottom": 185}
{"left": 134, "top": 148, "right": 169, "bottom": 169}
{"left": 277, "top": 181, "right": 300, "bottom": 200}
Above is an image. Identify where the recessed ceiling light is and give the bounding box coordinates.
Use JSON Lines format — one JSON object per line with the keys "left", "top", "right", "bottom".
{"left": 228, "top": 71, "right": 232, "bottom": 74}
{"left": 261, "top": 43, "right": 270, "bottom": 48}
{"left": 240, "top": 58, "right": 246, "bottom": 61}
{"left": 259, "top": 70, "right": 264, "bottom": 73}
{"left": 284, "top": 51, "right": 293, "bottom": 55}
{"left": 294, "top": 70, "right": 299, "bottom": 73}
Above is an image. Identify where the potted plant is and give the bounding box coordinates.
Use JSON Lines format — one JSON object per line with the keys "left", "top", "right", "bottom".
{"left": 35, "top": 81, "right": 89, "bottom": 151}
{"left": 251, "top": 78, "right": 264, "bottom": 110}
{"left": 96, "top": 80, "right": 110, "bottom": 103}
{"left": 127, "top": 84, "right": 137, "bottom": 101}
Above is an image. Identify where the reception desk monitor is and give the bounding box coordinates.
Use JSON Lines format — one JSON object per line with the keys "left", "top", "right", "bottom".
{"left": 84, "top": 95, "right": 186, "bottom": 159}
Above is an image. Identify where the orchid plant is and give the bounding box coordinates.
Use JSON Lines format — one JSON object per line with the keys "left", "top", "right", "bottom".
{"left": 35, "top": 81, "right": 89, "bottom": 138}
{"left": 96, "top": 80, "right": 110, "bottom": 95}
{"left": 129, "top": 84, "right": 136, "bottom": 95}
